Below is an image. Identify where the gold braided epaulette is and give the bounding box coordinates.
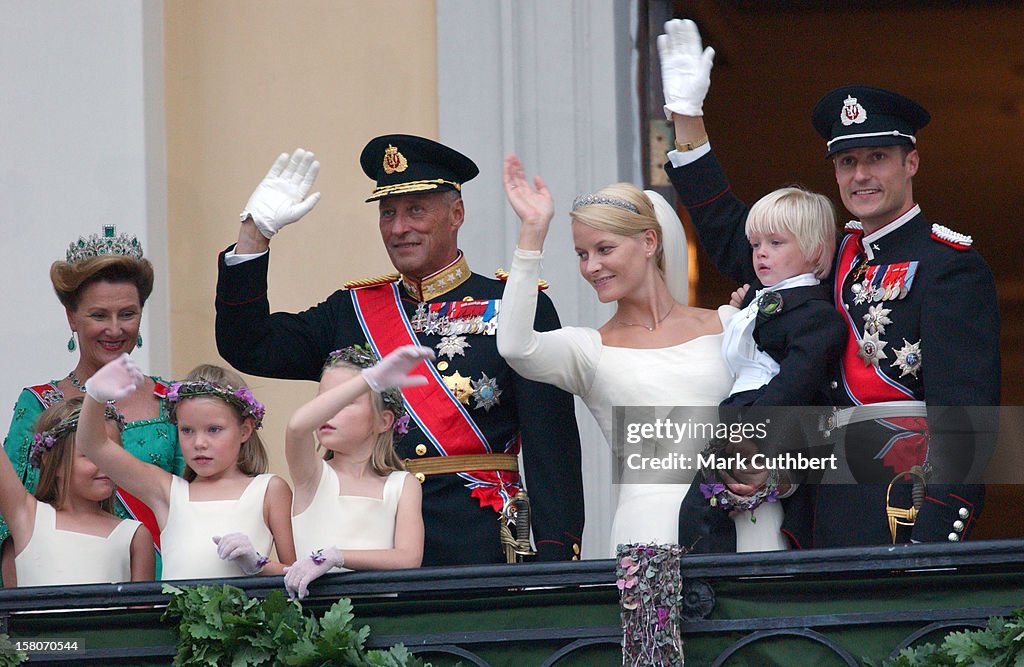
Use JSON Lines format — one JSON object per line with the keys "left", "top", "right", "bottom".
{"left": 495, "top": 268, "right": 548, "bottom": 290}
{"left": 343, "top": 273, "right": 401, "bottom": 290}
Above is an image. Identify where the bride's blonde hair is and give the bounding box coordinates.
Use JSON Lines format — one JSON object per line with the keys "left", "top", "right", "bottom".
{"left": 569, "top": 183, "right": 665, "bottom": 275}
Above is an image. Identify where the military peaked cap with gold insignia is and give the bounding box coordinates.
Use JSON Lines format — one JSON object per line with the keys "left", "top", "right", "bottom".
{"left": 811, "top": 85, "right": 930, "bottom": 158}
{"left": 360, "top": 134, "right": 479, "bottom": 203}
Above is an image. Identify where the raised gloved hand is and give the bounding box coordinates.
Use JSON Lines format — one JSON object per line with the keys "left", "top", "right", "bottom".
{"left": 656, "top": 19, "right": 715, "bottom": 119}
{"left": 283, "top": 546, "right": 344, "bottom": 600}
{"left": 362, "top": 345, "right": 435, "bottom": 392}
{"left": 213, "top": 533, "right": 269, "bottom": 575}
{"left": 240, "top": 148, "right": 321, "bottom": 240}
{"left": 84, "top": 353, "right": 145, "bottom": 403}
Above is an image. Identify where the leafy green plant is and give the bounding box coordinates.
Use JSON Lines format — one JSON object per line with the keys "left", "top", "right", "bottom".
{"left": 162, "top": 583, "right": 428, "bottom": 666}
{"left": 0, "top": 633, "right": 27, "bottom": 666}
{"left": 865, "top": 608, "right": 1024, "bottom": 667}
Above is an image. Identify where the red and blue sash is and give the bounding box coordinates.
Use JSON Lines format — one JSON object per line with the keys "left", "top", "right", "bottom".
{"left": 116, "top": 489, "right": 161, "bottom": 552}
{"left": 351, "top": 283, "right": 521, "bottom": 512}
{"left": 835, "top": 234, "right": 927, "bottom": 472}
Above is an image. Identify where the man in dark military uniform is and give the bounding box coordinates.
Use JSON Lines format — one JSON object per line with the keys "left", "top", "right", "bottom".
{"left": 656, "top": 19, "right": 1000, "bottom": 547}
{"left": 215, "top": 136, "right": 584, "bottom": 566}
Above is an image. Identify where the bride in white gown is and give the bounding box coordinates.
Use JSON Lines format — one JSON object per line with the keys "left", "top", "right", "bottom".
{"left": 497, "top": 155, "right": 787, "bottom": 555}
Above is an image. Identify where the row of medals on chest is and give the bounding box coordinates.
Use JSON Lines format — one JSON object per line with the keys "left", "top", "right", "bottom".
{"left": 848, "top": 256, "right": 922, "bottom": 379}
{"left": 410, "top": 299, "right": 502, "bottom": 412}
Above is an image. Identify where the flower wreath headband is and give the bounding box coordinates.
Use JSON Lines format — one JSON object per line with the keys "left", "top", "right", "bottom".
{"left": 326, "top": 345, "right": 411, "bottom": 435}
{"left": 30, "top": 404, "right": 126, "bottom": 468}
{"left": 166, "top": 381, "right": 266, "bottom": 429}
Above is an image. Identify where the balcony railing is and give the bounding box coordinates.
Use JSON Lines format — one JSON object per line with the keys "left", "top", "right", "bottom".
{"left": 2, "top": 538, "right": 1023, "bottom": 665}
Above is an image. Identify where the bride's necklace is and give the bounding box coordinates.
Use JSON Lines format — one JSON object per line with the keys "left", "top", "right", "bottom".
{"left": 613, "top": 303, "right": 675, "bottom": 332}
{"left": 66, "top": 370, "right": 88, "bottom": 392}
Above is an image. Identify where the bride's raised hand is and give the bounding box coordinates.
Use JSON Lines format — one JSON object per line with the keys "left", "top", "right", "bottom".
{"left": 504, "top": 155, "right": 553, "bottom": 251}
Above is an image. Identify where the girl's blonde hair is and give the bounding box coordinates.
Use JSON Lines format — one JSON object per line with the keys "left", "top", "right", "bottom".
{"left": 745, "top": 186, "right": 837, "bottom": 279}
{"left": 569, "top": 183, "right": 666, "bottom": 275}
{"left": 33, "top": 398, "right": 116, "bottom": 513}
{"left": 320, "top": 357, "right": 405, "bottom": 477}
{"left": 171, "top": 364, "right": 269, "bottom": 482}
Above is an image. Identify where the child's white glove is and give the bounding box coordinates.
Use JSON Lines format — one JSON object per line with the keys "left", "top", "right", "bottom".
{"left": 283, "top": 546, "right": 344, "bottom": 600}
{"left": 362, "top": 345, "right": 435, "bottom": 392}
{"left": 213, "top": 533, "right": 269, "bottom": 575}
{"left": 656, "top": 18, "right": 715, "bottom": 119}
{"left": 84, "top": 353, "right": 145, "bottom": 403}
{"left": 240, "top": 148, "right": 321, "bottom": 239}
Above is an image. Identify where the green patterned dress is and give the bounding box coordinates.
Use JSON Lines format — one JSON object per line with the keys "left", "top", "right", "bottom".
{"left": 0, "top": 378, "right": 182, "bottom": 581}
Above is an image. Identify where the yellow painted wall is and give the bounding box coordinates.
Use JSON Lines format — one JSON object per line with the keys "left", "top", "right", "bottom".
{"left": 164, "top": 0, "right": 439, "bottom": 480}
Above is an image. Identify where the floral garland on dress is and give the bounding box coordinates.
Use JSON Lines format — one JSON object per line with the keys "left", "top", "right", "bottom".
{"left": 617, "top": 542, "right": 685, "bottom": 666}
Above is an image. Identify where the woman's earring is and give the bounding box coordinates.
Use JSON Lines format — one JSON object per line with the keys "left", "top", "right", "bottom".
{"left": 136, "top": 334, "right": 143, "bottom": 348}
{"left": 67, "top": 332, "right": 76, "bottom": 352}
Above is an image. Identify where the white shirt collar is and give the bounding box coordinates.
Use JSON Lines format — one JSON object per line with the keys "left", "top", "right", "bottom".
{"left": 755, "top": 272, "right": 819, "bottom": 299}
{"left": 860, "top": 205, "right": 921, "bottom": 260}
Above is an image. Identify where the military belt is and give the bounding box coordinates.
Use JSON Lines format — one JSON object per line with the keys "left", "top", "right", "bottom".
{"left": 822, "top": 400, "right": 927, "bottom": 432}
{"left": 404, "top": 453, "right": 519, "bottom": 476}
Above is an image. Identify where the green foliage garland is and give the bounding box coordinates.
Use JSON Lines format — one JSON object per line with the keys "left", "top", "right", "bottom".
{"left": 0, "top": 634, "right": 27, "bottom": 666}
{"left": 162, "top": 583, "right": 428, "bottom": 666}
{"left": 865, "top": 608, "right": 1024, "bottom": 667}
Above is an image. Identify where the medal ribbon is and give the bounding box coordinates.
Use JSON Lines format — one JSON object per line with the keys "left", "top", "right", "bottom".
{"left": 351, "top": 284, "right": 520, "bottom": 512}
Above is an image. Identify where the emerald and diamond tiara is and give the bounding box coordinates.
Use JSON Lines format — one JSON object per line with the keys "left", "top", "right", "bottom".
{"left": 66, "top": 225, "right": 144, "bottom": 263}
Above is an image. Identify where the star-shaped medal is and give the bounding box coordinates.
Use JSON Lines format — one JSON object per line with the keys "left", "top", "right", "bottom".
{"left": 436, "top": 334, "right": 470, "bottom": 359}
{"left": 891, "top": 339, "right": 923, "bottom": 378}
{"left": 857, "top": 331, "right": 888, "bottom": 368}
{"left": 441, "top": 370, "right": 473, "bottom": 405}
{"left": 863, "top": 304, "right": 893, "bottom": 335}
{"left": 853, "top": 281, "right": 874, "bottom": 305}
{"left": 471, "top": 373, "right": 502, "bottom": 412}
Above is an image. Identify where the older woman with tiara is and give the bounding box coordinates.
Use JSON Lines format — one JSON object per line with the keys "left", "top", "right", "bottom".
{"left": 0, "top": 226, "right": 182, "bottom": 582}
{"left": 498, "top": 156, "right": 783, "bottom": 554}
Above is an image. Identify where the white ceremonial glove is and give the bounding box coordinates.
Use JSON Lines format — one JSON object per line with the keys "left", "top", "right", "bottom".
{"left": 283, "top": 546, "right": 345, "bottom": 600}
{"left": 84, "top": 353, "right": 145, "bottom": 403}
{"left": 240, "top": 148, "right": 322, "bottom": 240}
{"left": 213, "top": 533, "right": 268, "bottom": 575}
{"left": 656, "top": 18, "right": 715, "bottom": 119}
{"left": 362, "top": 345, "right": 435, "bottom": 392}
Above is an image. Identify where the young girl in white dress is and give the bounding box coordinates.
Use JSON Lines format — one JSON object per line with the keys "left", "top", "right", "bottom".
{"left": 283, "top": 344, "right": 431, "bottom": 600}
{"left": 0, "top": 398, "right": 154, "bottom": 586}
{"left": 76, "top": 355, "right": 296, "bottom": 579}
{"left": 498, "top": 155, "right": 785, "bottom": 554}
